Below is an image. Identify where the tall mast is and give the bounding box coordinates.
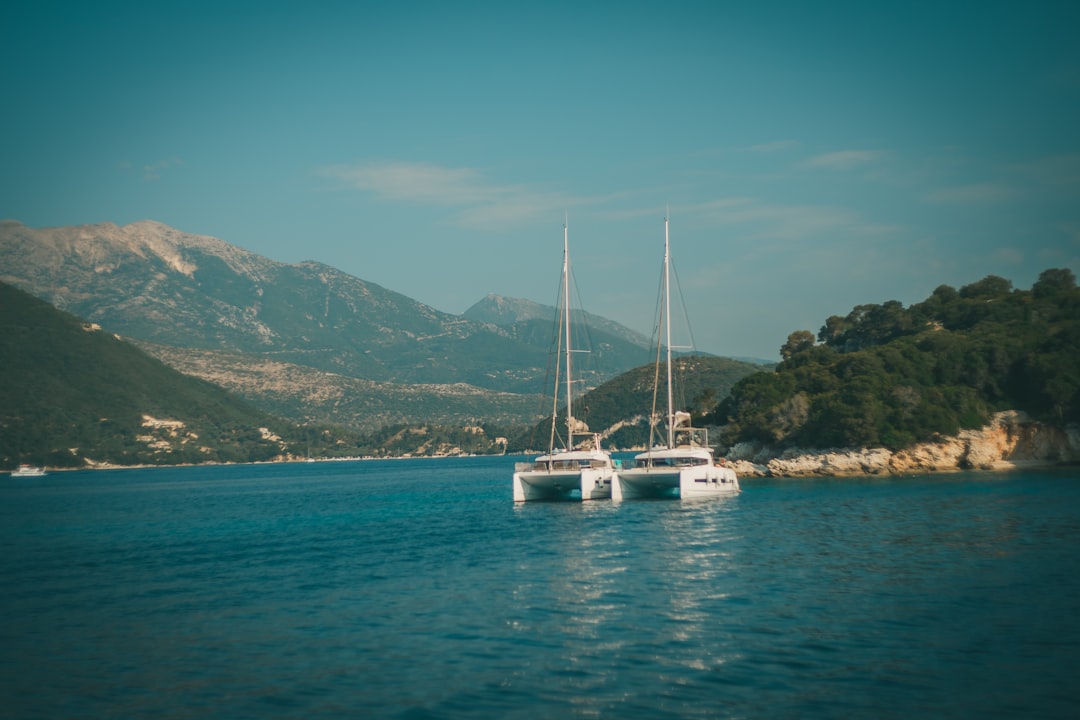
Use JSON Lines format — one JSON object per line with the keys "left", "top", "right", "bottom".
{"left": 563, "top": 217, "right": 574, "bottom": 447}
{"left": 664, "top": 213, "right": 674, "bottom": 448}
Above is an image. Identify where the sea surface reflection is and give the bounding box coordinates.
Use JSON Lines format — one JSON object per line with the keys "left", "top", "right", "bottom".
{"left": 2, "top": 460, "right": 1078, "bottom": 718}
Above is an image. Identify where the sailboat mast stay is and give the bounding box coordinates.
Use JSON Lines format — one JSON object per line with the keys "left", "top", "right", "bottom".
{"left": 664, "top": 214, "right": 675, "bottom": 449}
{"left": 563, "top": 219, "right": 575, "bottom": 448}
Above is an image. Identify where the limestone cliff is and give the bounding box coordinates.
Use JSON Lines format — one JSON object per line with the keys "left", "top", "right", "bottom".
{"left": 727, "top": 411, "right": 1080, "bottom": 477}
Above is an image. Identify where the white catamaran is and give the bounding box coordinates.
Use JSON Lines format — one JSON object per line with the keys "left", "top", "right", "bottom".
{"left": 611, "top": 214, "right": 740, "bottom": 501}
{"left": 513, "top": 221, "right": 616, "bottom": 502}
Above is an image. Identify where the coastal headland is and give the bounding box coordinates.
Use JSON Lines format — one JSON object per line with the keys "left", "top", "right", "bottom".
{"left": 727, "top": 411, "right": 1080, "bottom": 477}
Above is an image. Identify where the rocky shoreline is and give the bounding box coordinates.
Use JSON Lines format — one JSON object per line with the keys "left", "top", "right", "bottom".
{"left": 725, "top": 411, "right": 1080, "bottom": 478}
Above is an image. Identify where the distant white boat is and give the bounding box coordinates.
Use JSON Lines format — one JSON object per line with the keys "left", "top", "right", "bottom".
{"left": 513, "top": 220, "right": 616, "bottom": 502}
{"left": 611, "top": 215, "right": 740, "bottom": 501}
{"left": 10, "top": 464, "right": 46, "bottom": 477}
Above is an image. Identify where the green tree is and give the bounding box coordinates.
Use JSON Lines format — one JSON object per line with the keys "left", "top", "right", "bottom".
{"left": 1033, "top": 268, "right": 1076, "bottom": 298}
{"left": 959, "top": 275, "right": 1013, "bottom": 299}
{"left": 780, "top": 330, "right": 815, "bottom": 360}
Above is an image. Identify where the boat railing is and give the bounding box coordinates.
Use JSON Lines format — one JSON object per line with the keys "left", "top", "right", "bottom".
{"left": 514, "top": 460, "right": 578, "bottom": 472}
{"left": 673, "top": 425, "right": 708, "bottom": 447}
{"left": 635, "top": 454, "right": 711, "bottom": 469}
{"left": 515, "top": 457, "right": 610, "bottom": 472}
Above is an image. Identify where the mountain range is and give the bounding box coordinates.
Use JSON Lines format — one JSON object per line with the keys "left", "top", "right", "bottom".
{"left": 1, "top": 220, "right": 754, "bottom": 434}
{"left": 6, "top": 220, "right": 1075, "bottom": 471}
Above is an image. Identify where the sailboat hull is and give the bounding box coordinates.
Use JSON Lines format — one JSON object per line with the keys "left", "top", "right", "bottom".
{"left": 612, "top": 465, "right": 739, "bottom": 500}
{"left": 513, "top": 466, "right": 613, "bottom": 502}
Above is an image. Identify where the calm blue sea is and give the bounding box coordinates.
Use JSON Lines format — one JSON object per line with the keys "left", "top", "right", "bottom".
{"left": 2, "top": 457, "right": 1078, "bottom": 719}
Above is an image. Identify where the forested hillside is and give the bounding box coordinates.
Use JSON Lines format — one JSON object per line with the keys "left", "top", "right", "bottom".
{"left": 712, "top": 269, "right": 1080, "bottom": 451}
{"left": 0, "top": 282, "right": 301, "bottom": 468}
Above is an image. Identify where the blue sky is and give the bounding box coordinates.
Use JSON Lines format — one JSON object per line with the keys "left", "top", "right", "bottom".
{"left": 3, "top": 1, "right": 1079, "bottom": 361}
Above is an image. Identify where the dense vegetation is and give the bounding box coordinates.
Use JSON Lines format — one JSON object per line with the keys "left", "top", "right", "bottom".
{"left": 352, "top": 423, "right": 514, "bottom": 457}
{"left": 0, "top": 282, "right": 305, "bottom": 468}
{"left": 710, "top": 269, "right": 1080, "bottom": 451}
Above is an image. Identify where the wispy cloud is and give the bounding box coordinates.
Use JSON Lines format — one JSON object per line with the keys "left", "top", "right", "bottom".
{"left": 747, "top": 140, "right": 800, "bottom": 153}
{"left": 322, "top": 162, "right": 501, "bottom": 205}
{"left": 691, "top": 196, "right": 860, "bottom": 240}
{"left": 802, "top": 150, "right": 886, "bottom": 170}
{"left": 319, "top": 160, "right": 593, "bottom": 228}
{"left": 991, "top": 246, "right": 1025, "bottom": 265}
{"left": 116, "top": 157, "right": 183, "bottom": 181}
{"left": 923, "top": 182, "right": 1017, "bottom": 205}
{"left": 142, "top": 157, "right": 183, "bottom": 181}
{"left": 1015, "top": 153, "right": 1080, "bottom": 187}
{"left": 1063, "top": 224, "right": 1080, "bottom": 246}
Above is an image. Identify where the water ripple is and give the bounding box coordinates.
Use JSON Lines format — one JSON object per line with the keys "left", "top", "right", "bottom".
{"left": 2, "top": 463, "right": 1079, "bottom": 718}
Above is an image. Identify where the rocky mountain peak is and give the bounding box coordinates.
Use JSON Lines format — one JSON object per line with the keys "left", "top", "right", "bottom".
{"left": 462, "top": 294, "right": 552, "bottom": 326}
{"left": 0, "top": 219, "right": 280, "bottom": 290}
{"left": 462, "top": 293, "right": 652, "bottom": 350}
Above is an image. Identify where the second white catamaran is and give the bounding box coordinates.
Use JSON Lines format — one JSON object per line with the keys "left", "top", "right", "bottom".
{"left": 611, "top": 215, "right": 740, "bottom": 500}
